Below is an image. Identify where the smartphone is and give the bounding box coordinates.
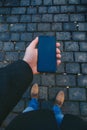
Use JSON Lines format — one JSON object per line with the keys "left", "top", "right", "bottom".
{"left": 37, "top": 36, "right": 56, "bottom": 72}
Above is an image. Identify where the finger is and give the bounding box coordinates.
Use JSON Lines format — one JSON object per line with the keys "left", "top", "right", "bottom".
{"left": 57, "top": 60, "right": 61, "bottom": 66}
{"left": 56, "top": 42, "right": 60, "bottom": 47}
{"left": 30, "top": 37, "right": 38, "bottom": 48}
{"left": 56, "top": 48, "right": 61, "bottom": 54}
{"left": 56, "top": 54, "right": 61, "bottom": 59}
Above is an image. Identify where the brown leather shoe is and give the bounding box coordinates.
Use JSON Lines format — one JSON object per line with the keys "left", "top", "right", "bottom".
{"left": 55, "top": 91, "right": 65, "bottom": 107}
{"left": 31, "top": 83, "right": 39, "bottom": 99}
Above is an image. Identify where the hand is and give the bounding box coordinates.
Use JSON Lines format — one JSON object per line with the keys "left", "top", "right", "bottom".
{"left": 23, "top": 37, "right": 61, "bottom": 74}
{"left": 23, "top": 37, "right": 38, "bottom": 74}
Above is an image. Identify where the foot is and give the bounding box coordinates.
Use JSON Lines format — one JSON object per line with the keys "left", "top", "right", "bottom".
{"left": 55, "top": 91, "right": 65, "bottom": 107}
{"left": 31, "top": 83, "right": 39, "bottom": 99}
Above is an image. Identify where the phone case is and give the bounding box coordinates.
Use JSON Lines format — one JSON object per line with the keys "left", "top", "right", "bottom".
{"left": 37, "top": 36, "right": 56, "bottom": 72}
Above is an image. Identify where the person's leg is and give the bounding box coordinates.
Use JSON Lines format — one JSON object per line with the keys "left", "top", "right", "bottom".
{"left": 23, "top": 98, "right": 39, "bottom": 113}
{"left": 23, "top": 83, "right": 39, "bottom": 113}
{"left": 53, "top": 105, "right": 64, "bottom": 127}
{"left": 53, "top": 91, "right": 64, "bottom": 127}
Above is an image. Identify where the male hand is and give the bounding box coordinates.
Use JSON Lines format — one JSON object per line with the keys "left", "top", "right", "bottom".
{"left": 23, "top": 37, "right": 61, "bottom": 74}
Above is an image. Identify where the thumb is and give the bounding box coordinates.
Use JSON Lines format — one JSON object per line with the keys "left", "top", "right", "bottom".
{"left": 30, "top": 37, "right": 38, "bottom": 48}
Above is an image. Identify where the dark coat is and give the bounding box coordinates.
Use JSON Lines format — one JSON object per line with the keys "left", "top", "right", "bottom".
{"left": 0, "top": 60, "right": 87, "bottom": 130}
{"left": 0, "top": 60, "right": 33, "bottom": 125}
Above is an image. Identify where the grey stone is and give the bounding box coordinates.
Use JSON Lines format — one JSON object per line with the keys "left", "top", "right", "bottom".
{"left": 69, "top": 88, "right": 86, "bottom": 101}
{"left": 79, "top": 42, "right": 87, "bottom": 51}
{"left": 72, "top": 32, "right": 86, "bottom": 41}
{"left": 82, "top": 64, "right": 87, "bottom": 74}
{"left": 65, "top": 41, "right": 79, "bottom": 51}
{"left": 66, "top": 63, "right": 80, "bottom": 74}
{"left": 56, "top": 32, "right": 71, "bottom": 40}
{"left": 3, "top": 42, "right": 14, "bottom": 51}
{"left": 56, "top": 75, "right": 76, "bottom": 86}
{"left": 62, "top": 52, "right": 74, "bottom": 62}
{"left": 41, "top": 74, "right": 55, "bottom": 86}
{"left": 78, "top": 75, "right": 87, "bottom": 86}
{"left": 75, "top": 52, "right": 87, "bottom": 62}
{"left": 80, "top": 102, "right": 87, "bottom": 116}
{"left": 54, "top": 14, "right": 69, "bottom": 22}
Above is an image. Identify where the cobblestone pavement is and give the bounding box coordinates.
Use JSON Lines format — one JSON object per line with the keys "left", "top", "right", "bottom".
{"left": 0, "top": 0, "right": 87, "bottom": 129}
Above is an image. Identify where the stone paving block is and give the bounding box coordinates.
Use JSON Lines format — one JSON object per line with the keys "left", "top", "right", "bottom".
{"left": 13, "top": 100, "right": 25, "bottom": 112}
{"left": 21, "top": 33, "right": 32, "bottom": 41}
{"left": 39, "top": 7, "right": 47, "bottom": 13}
{"left": 63, "top": 23, "right": 77, "bottom": 31}
{"left": 48, "top": 6, "right": 60, "bottom": 13}
{"left": 22, "top": 87, "right": 30, "bottom": 98}
{"left": 53, "top": 0, "right": 66, "bottom": 5}
{"left": 27, "top": 23, "right": 37, "bottom": 31}
{"left": 56, "top": 32, "right": 71, "bottom": 40}
{"left": 5, "top": 52, "right": 18, "bottom": 61}
{"left": 66, "top": 63, "right": 80, "bottom": 74}
{"left": 39, "top": 86, "right": 48, "bottom": 100}
{"left": 27, "top": 7, "right": 37, "bottom": 14}
{"left": 49, "top": 87, "right": 67, "bottom": 100}
{"left": 11, "top": 33, "right": 20, "bottom": 41}
{"left": 38, "top": 23, "right": 50, "bottom": 31}
{"left": 31, "top": 0, "right": 42, "bottom": 5}
{"left": 69, "top": 0, "right": 80, "bottom": 4}
{"left": 0, "top": 15, "right": 5, "bottom": 22}
{"left": 81, "top": 64, "right": 87, "bottom": 74}
{"left": 4, "top": 0, "right": 20, "bottom": 6}
{"left": 41, "top": 74, "right": 55, "bottom": 86}
{"left": 19, "top": 51, "right": 25, "bottom": 59}
{"left": 0, "top": 42, "right": 3, "bottom": 50}
{"left": 56, "top": 63, "right": 65, "bottom": 73}
{"left": 78, "top": 23, "right": 87, "bottom": 31}
{"left": 12, "top": 7, "right": 26, "bottom": 14}
{"left": 52, "top": 23, "right": 62, "bottom": 31}
{"left": 64, "top": 41, "right": 79, "bottom": 51}
{"left": 79, "top": 42, "right": 87, "bottom": 51}
{"left": 41, "top": 100, "right": 53, "bottom": 110}
{"left": 69, "top": 88, "right": 86, "bottom": 101}
{"left": 54, "top": 14, "right": 69, "bottom": 22}
{"left": 78, "top": 75, "right": 87, "bottom": 86}
{"left": 32, "top": 15, "right": 41, "bottom": 22}
{"left": 0, "top": 33, "right": 10, "bottom": 41}
{"left": 20, "top": 15, "right": 31, "bottom": 22}
{"left": 77, "top": 6, "right": 87, "bottom": 13}
{"left": 32, "top": 74, "right": 41, "bottom": 84}
{"left": 56, "top": 75, "right": 76, "bottom": 86}
{"left": 0, "top": 52, "right": 4, "bottom": 61}
{"left": 6, "top": 16, "right": 19, "bottom": 23}
{"left": 61, "top": 52, "right": 74, "bottom": 62}
{"left": 10, "top": 24, "right": 26, "bottom": 32}
{"left": 62, "top": 101, "right": 80, "bottom": 115}
{"left": 3, "top": 42, "right": 14, "bottom": 51}
{"left": 80, "top": 102, "right": 87, "bottom": 116}
{"left": 72, "top": 32, "right": 86, "bottom": 41}
{"left": 15, "top": 42, "right": 25, "bottom": 51}
{"left": 20, "top": 0, "right": 30, "bottom": 6}
{"left": 61, "top": 5, "right": 75, "bottom": 13}
{"left": 43, "top": 0, "right": 52, "bottom": 5}
{"left": 70, "top": 14, "right": 85, "bottom": 21}
{"left": 42, "top": 14, "right": 53, "bottom": 22}
{"left": 0, "top": 8, "right": 11, "bottom": 14}
{"left": 0, "top": 24, "right": 8, "bottom": 32}
{"left": 75, "top": 52, "right": 87, "bottom": 62}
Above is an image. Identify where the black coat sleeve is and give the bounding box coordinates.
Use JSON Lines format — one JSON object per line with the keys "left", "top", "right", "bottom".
{"left": 0, "top": 60, "right": 33, "bottom": 125}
